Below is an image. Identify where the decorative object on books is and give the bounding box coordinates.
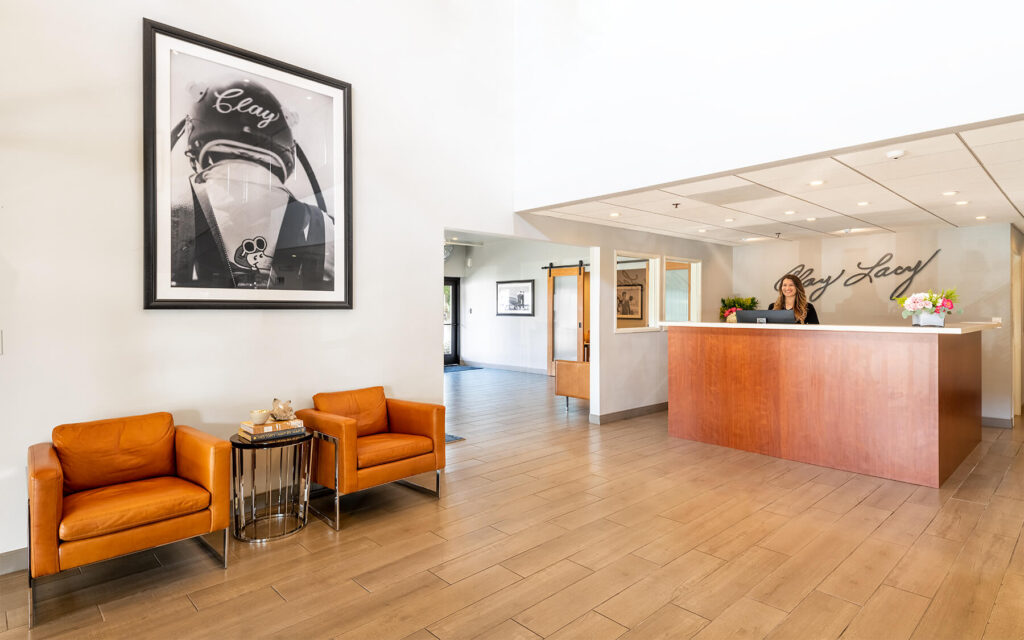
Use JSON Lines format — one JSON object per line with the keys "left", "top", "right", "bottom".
{"left": 895, "top": 289, "right": 961, "bottom": 327}
{"left": 270, "top": 398, "right": 297, "bottom": 421}
{"left": 143, "top": 19, "right": 352, "bottom": 310}
{"left": 720, "top": 296, "right": 758, "bottom": 322}
{"left": 249, "top": 409, "right": 271, "bottom": 425}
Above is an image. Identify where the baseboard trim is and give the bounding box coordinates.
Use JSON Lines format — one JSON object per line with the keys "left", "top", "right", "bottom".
{"left": 982, "top": 416, "right": 1013, "bottom": 429}
{"left": 0, "top": 547, "right": 28, "bottom": 576}
{"left": 460, "top": 360, "right": 548, "bottom": 376}
{"left": 590, "top": 402, "right": 668, "bottom": 425}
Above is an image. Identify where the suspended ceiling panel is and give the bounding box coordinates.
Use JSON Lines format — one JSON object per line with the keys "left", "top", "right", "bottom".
{"left": 520, "top": 115, "right": 1024, "bottom": 246}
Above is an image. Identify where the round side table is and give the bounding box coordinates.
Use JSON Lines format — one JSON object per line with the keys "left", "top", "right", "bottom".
{"left": 230, "top": 431, "right": 313, "bottom": 542}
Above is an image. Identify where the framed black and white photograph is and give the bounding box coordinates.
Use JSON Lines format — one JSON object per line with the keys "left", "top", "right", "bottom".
{"left": 143, "top": 19, "right": 352, "bottom": 308}
{"left": 496, "top": 280, "right": 534, "bottom": 316}
{"left": 616, "top": 284, "right": 643, "bottom": 319}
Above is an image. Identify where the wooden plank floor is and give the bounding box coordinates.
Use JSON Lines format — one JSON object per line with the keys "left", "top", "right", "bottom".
{"left": 3, "top": 367, "right": 1024, "bottom": 639}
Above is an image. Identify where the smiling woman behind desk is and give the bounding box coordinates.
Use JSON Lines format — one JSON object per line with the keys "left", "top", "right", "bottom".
{"left": 768, "top": 274, "right": 819, "bottom": 324}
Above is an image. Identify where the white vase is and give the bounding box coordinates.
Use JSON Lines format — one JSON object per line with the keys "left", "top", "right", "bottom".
{"left": 912, "top": 312, "right": 945, "bottom": 327}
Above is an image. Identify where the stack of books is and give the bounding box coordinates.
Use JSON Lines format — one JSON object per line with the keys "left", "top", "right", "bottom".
{"left": 238, "top": 418, "right": 306, "bottom": 442}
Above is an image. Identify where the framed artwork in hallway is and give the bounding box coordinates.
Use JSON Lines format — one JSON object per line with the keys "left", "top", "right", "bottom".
{"left": 143, "top": 19, "right": 352, "bottom": 309}
{"left": 617, "top": 284, "right": 643, "bottom": 319}
{"left": 496, "top": 280, "right": 535, "bottom": 316}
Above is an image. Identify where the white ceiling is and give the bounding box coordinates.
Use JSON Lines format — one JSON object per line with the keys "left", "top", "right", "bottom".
{"left": 518, "top": 117, "right": 1024, "bottom": 246}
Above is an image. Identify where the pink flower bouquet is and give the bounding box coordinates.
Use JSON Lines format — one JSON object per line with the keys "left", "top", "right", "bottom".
{"left": 894, "top": 289, "right": 961, "bottom": 319}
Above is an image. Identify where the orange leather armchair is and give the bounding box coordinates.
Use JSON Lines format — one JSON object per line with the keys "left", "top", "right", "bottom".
{"left": 27, "top": 412, "right": 229, "bottom": 626}
{"left": 296, "top": 386, "right": 445, "bottom": 529}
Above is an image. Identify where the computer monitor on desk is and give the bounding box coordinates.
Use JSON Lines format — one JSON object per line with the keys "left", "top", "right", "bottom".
{"left": 735, "top": 309, "right": 797, "bottom": 324}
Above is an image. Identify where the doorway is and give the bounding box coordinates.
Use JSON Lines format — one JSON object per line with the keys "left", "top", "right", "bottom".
{"left": 444, "top": 277, "right": 460, "bottom": 365}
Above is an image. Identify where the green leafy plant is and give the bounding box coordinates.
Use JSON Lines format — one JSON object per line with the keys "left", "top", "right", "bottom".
{"left": 720, "top": 296, "right": 759, "bottom": 320}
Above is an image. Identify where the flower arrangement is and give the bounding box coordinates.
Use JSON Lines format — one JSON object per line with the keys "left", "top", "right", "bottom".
{"left": 895, "top": 288, "right": 960, "bottom": 319}
{"left": 720, "top": 296, "right": 758, "bottom": 321}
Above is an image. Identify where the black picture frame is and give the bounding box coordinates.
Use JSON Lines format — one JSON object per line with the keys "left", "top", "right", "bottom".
{"left": 143, "top": 19, "right": 353, "bottom": 309}
{"left": 616, "top": 284, "right": 643, "bottom": 320}
{"left": 496, "top": 280, "right": 535, "bottom": 316}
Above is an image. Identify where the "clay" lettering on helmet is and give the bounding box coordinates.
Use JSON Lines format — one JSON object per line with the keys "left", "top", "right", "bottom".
{"left": 212, "top": 88, "right": 280, "bottom": 129}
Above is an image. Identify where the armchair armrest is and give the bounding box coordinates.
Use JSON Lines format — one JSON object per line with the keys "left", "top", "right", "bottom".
{"left": 385, "top": 399, "right": 446, "bottom": 469}
{"left": 296, "top": 409, "right": 359, "bottom": 494}
{"left": 28, "top": 443, "right": 62, "bottom": 578}
{"left": 175, "top": 426, "right": 230, "bottom": 531}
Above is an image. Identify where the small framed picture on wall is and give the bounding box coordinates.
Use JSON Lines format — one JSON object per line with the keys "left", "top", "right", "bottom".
{"left": 496, "top": 280, "right": 535, "bottom": 316}
{"left": 616, "top": 284, "right": 643, "bottom": 320}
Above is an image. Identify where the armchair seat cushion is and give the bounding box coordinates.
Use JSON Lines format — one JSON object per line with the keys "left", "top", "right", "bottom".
{"left": 357, "top": 434, "right": 433, "bottom": 469}
{"left": 59, "top": 476, "right": 210, "bottom": 542}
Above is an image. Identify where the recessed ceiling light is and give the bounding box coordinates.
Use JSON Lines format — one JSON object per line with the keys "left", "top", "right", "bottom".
{"left": 609, "top": 212, "right": 620, "bottom": 217}
{"left": 451, "top": 236, "right": 459, "bottom": 241}
{"left": 955, "top": 201, "right": 969, "bottom": 206}
{"left": 857, "top": 201, "right": 870, "bottom": 207}
{"left": 784, "top": 210, "right": 796, "bottom": 215}
{"left": 743, "top": 237, "right": 757, "bottom": 242}
{"left": 806, "top": 217, "right": 817, "bottom": 222}
{"left": 698, "top": 229, "right": 707, "bottom": 233}
{"left": 809, "top": 180, "right": 825, "bottom": 186}
{"left": 942, "top": 191, "right": 958, "bottom": 196}
{"left": 724, "top": 218, "right": 734, "bottom": 223}
{"left": 976, "top": 215, "right": 987, "bottom": 220}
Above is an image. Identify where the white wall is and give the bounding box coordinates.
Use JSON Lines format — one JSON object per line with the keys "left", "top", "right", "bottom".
{"left": 0, "top": 1, "right": 514, "bottom": 554}
{"left": 513, "top": 1, "right": 1024, "bottom": 210}
{"left": 444, "top": 245, "right": 468, "bottom": 279}
{"left": 458, "top": 239, "right": 589, "bottom": 373}
{"left": 732, "top": 225, "right": 1013, "bottom": 421}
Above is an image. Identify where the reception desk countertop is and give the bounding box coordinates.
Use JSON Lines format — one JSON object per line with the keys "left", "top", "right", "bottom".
{"left": 660, "top": 321, "right": 1000, "bottom": 335}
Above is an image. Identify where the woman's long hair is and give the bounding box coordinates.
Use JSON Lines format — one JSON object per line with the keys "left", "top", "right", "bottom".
{"left": 775, "top": 274, "right": 809, "bottom": 323}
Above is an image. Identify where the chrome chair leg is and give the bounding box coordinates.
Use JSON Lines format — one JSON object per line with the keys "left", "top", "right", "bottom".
{"left": 396, "top": 470, "right": 442, "bottom": 498}
{"left": 28, "top": 575, "right": 35, "bottom": 629}
{"left": 196, "top": 528, "right": 229, "bottom": 569}
{"left": 308, "top": 431, "right": 342, "bottom": 530}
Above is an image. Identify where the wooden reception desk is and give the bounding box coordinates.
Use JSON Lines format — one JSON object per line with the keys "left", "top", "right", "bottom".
{"left": 664, "top": 321, "right": 999, "bottom": 487}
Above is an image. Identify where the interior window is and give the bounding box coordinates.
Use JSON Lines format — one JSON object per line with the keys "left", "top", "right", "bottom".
{"left": 615, "top": 252, "right": 660, "bottom": 331}
{"left": 664, "top": 258, "right": 700, "bottom": 322}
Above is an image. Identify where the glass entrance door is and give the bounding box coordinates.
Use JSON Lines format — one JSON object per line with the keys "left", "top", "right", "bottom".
{"left": 444, "top": 277, "right": 459, "bottom": 365}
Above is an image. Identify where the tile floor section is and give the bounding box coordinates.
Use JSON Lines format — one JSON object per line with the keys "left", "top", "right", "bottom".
{"left": 2, "top": 368, "right": 1023, "bottom": 639}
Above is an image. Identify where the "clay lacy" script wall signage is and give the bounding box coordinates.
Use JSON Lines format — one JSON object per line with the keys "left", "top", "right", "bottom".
{"left": 774, "top": 249, "right": 941, "bottom": 302}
